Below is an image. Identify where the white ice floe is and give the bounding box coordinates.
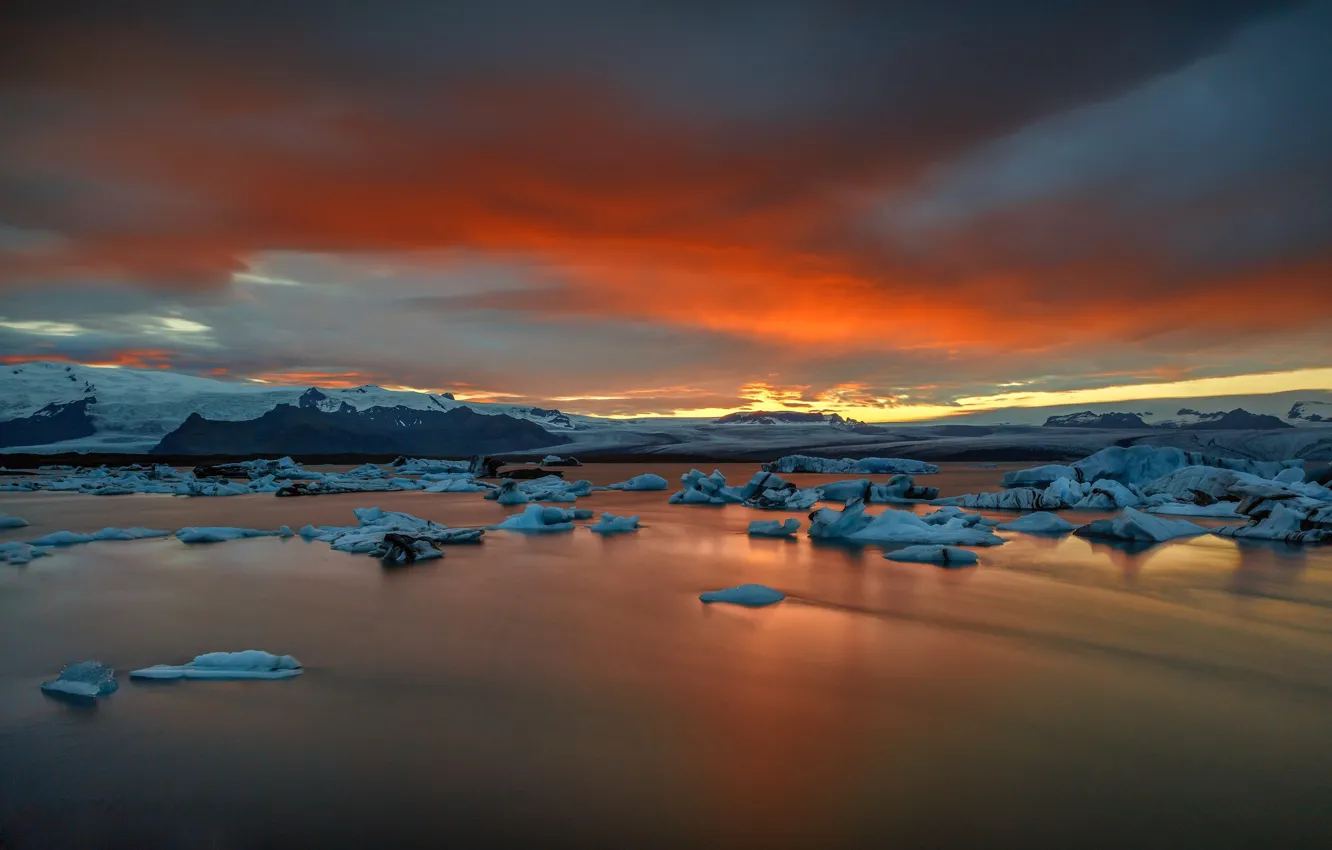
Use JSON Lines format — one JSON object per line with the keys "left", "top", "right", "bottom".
{"left": 763, "top": 455, "right": 938, "bottom": 475}
{"left": 1215, "top": 503, "right": 1332, "bottom": 544}
{"left": 603, "top": 473, "right": 670, "bottom": 491}
{"left": 669, "top": 469, "right": 744, "bottom": 506}
{"left": 996, "top": 512, "right": 1076, "bottom": 534}
{"left": 1, "top": 541, "right": 49, "bottom": 564}
{"left": 588, "top": 513, "right": 641, "bottom": 534}
{"left": 489, "top": 504, "right": 593, "bottom": 533}
{"left": 808, "top": 499, "right": 1004, "bottom": 546}
{"left": 392, "top": 458, "right": 472, "bottom": 475}
{"left": 748, "top": 518, "right": 801, "bottom": 537}
{"left": 41, "top": 660, "right": 119, "bottom": 698}
{"left": 0, "top": 512, "right": 29, "bottom": 529}
{"left": 28, "top": 527, "right": 170, "bottom": 546}
{"left": 699, "top": 584, "right": 785, "bottom": 606}
{"left": 130, "top": 650, "right": 303, "bottom": 680}
{"left": 1074, "top": 508, "right": 1207, "bottom": 543}
{"left": 299, "top": 506, "right": 482, "bottom": 559}
{"left": 484, "top": 475, "right": 592, "bottom": 504}
{"left": 174, "top": 526, "right": 295, "bottom": 543}
{"left": 884, "top": 545, "right": 979, "bottom": 566}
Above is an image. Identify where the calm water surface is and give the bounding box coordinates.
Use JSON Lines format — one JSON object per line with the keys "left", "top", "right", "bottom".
{"left": 2, "top": 463, "right": 1331, "bottom": 848}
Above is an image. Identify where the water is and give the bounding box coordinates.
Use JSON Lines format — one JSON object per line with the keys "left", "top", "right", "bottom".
{"left": 3, "top": 463, "right": 1331, "bottom": 848}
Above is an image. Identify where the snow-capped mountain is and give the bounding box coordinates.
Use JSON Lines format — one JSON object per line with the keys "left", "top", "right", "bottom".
{"left": 1044, "top": 411, "right": 1150, "bottom": 428}
{"left": 712, "top": 411, "right": 851, "bottom": 426}
{"left": 1289, "top": 401, "right": 1331, "bottom": 422}
{"left": 0, "top": 361, "right": 598, "bottom": 452}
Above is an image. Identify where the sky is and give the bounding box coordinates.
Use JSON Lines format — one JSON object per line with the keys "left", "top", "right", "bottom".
{"left": 2, "top": 0, "right": 1331, "bottom": 420}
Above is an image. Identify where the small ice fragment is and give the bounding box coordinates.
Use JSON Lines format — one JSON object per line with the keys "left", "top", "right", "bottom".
{"left": 41, "top": 660, "right": 119, "bottom": 698}
{"left": 699, "top": 584, "right": 786, "bottom": 607}
{"left": 603, "top": 473, "right": 669, "bottom": 491}
{"left": 0, "top": 512, "right": 29, "bottom": 529}
{"left": 747, "top": 518, "right": 800, "bottom": 537}
{"left": 588, "top": 513, "right": 640, "bottom": 534}
{"left": 174, "top": 526, "right": 295, "bottom": 543}
{"left": 884, "top": 545, "right": 979, "bottom": 566}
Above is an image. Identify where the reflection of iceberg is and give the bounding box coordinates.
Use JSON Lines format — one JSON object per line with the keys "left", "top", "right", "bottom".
{"left": 1074, "top": 508, "right": 1206, "bottom": 543}
{"left": 131, "top": 650, "right": 303, "bottom": 680}
{"left": 884, "top": 545, "right": 979, "bottom": 566}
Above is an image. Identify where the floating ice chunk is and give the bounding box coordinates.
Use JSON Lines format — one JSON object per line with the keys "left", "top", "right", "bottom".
{"left": 748, "top": 518, "right": 800, "bottom": 537}
{"left": 1003, "top": 464, "right": 1076, "bottom": 488}
{"left": 421, "top": 477, "right": 492, "bottom": 493}
{"left": 996, "top": 512, "right": 1076, "bottom": 534}
{"left": 941, "top": 488, "right": 1060, "bottom": 511}
{"left": 1142, "top": 466, "right": 1268, "bottom": 504}
{"left": 491, "top": 480, "right": 531, "bottom": 505}
{"left": 588, "top": 513, "right": 640, "bottom": 534}
{"left": 0, "top": 541, "right": 48, "bottom": 564}
{"left": 1074, "top": 508, "right": 1207, "bottom": 543}
{"left": 920, "top": 506, "right": 999, "bottom": 527}
{"left": 175, "top": 526, "right": 295, "bottom": 543}
{"left": 1071, "top": 479, "right": 1143, "bottom": 510}
{"left": 809, "top": 499, "right": 1003, "bottom": 546}
{"left": 1146, "top": 502, "right": 1239, "bottom": 518}
{"left": 490, "top": 504, "right": 592, "bottom": 533}
{"left": 344, "top": 463, "right": 385, "bottom": 479}
{"left": 0, "top": 512, "right": 29, "bottom": 529}
{"left": 603, "top": 473, "right": 669, "bottom": 491}
{"left": 29, "top": 527, "right": 170, "bottom": 546}
{"left": 669, "top": 469, "right": 743, "bottom": 505}
{"left": 884, "top": 545, "right": 979, "bottom": 566}
{"left": 484, "top": 475, "right": 591, "bottom": 503}
{"left": 764, "top": 455, "right": 938, "bottom": 475}
{"left": 699, "top": 584, "right": 785, "bottom": 607}
{"left": 41, "top": 660, "right": 119, "bottom": 698}
{"left": 1215, "top": 503, "right": 1332, "bottom": 544}
{"left": 130, "top": 650, "right": 303, "bottom": 680}
{"left": 393, "top": 458, "right": 472, "bottom": 475}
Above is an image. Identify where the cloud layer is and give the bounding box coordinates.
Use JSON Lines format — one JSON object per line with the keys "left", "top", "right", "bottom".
{"left": 2, "top": 1, "right": 1329, "bottom": 416}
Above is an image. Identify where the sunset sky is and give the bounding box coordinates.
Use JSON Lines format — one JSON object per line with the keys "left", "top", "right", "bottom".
{"left": 2, "top": 1, "right": 1330, "bottom": 420}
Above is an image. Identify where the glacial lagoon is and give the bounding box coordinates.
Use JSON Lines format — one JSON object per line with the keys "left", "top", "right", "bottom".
{"left": 3, "top": 463, "right": 1331, "bottom": 847}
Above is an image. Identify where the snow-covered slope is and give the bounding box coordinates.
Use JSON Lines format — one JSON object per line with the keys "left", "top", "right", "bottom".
{"left": 0, "top": 361, "right": 604, "bottom": 452}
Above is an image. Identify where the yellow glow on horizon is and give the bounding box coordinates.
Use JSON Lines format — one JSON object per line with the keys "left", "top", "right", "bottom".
{"left": 605, "top": 367, "right": 1332, "bottom": 422}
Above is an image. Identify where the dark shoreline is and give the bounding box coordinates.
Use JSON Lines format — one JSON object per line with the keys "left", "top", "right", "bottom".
{"left": 0, "top": 447, "right": 1079, "bottom": 469}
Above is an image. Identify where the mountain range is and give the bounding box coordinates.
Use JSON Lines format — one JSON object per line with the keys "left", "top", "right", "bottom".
{"left": 2, "top": 361, "right": 1331, "bottom": 461}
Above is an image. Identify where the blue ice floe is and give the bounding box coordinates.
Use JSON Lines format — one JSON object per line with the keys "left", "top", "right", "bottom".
{"left": 28, "top": 527, "right": 170, "bottom": 546}
{"left": 490, "top": 504, "right": 593, "bottom": 533}
{"left": 130, "top": 650, "right": 303, "bottom": 680}
{"left": 699, "top": 584, "right": 786, "bottom": 607}
{"left": 747, "top": 518, "right": 801, "bottom": 537}
{"left": 41, "top": 660, "right": 119, "bottom": 698}
{"left": 175, "top": 526, "right": 295, "bottom": 543}
{"left": 996, "top": 512, "right": 1077, "bottom": 534}
{"left": 603, "top": 473, "right": 670, "bottom": 491}
{"left": 0, "top": 511, "right": 29, "bottom": 529}
{"left": 884, "top": 545, "right": 979, "bottom": 566}
{"left": 588, "top": 513, "right": 641, "bottom": 534}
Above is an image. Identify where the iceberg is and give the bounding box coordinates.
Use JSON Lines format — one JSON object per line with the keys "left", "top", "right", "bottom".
{"left": 300, "top": 507, "right": 483, "bottom": 557}
{"left": 588, "top": 513, "right": 641, "bottom": 534}
{"left": 484, "top": 475, "right": 592, "bottom": 503}
{"left": 1002, "top": 464, "right": 1076, "bottom": 488}
{"left": 884, "top": 545, "right": 979, "bottom": 566}
{"left": 1074, "top": 508, "right": 1207, "bottom": 543}
{"left": 343, "top": 463, "right": 385, "bottom": 479}
{"left": 175, "top": 526, "right": 295, "bottom": 543}
{"left": 1141, "top": 466, "right": 1267, "bottom": 505}
{"left": 41, "top": 660, "right": 119, "bottom": 698}
{"left": 669, "top": 469, "right": 743, "bottom": 506}
{"left": 28, "top": 527, "right": 170, "bottom": 546}
{"left": 130, "top": 650, "right": 303, "bottom": 680}
{"left": 0, "top": 541, "right": 48, "bottom": 564}
{"left": 941, "top": 488, "right": 1060, "bottom": 511}
{"left": 763, "top": 455, "right": 938, "bottom": 475}
{"left": 490, "top": 504, "right": 592, "bottom": 533}
{"left": 1215, "top": 502, "right": 1332, "bottom": 544}
{"left": 603, "top": 473, "right": 669, "bottom": 491}
{"left": 0, "top": 512, "right": 29, "bottom": 529}
{"left": 748, "top": 518, "right": 801, "bottom": 537}
{"left": 421, "top": 477, "right": 492, "bottom": 493}
{"left": 808, "top": 499, "right": 1004, "bottom": 546}
{"left": 699, "top": 584, "right": 785, "bottom": 607}
{"left": 1071, "top": 479, "right": 1143, "bottom": 510}
{"left": 996, "top": 512, "right": 1076, "bottom": 534}
{"left": 392, "top": 457, "right": 472, "bottom": 475}
{"left": 491, "top": 479, "right": 531, "bottom": 505}
{"left": 736, "top": 471, "right": 821, "bottom": 510}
